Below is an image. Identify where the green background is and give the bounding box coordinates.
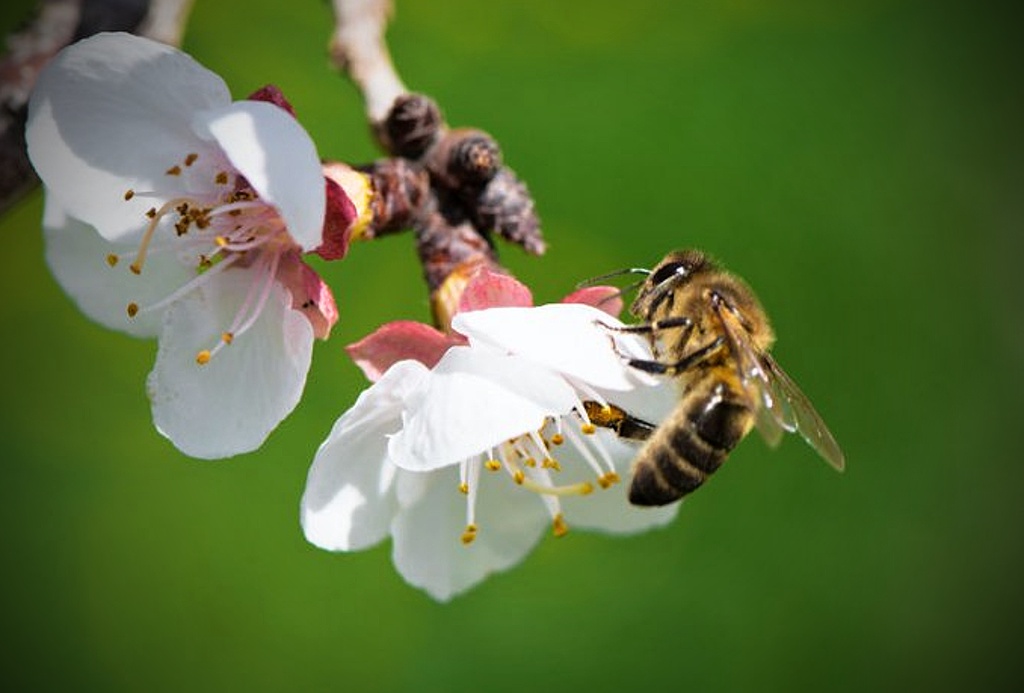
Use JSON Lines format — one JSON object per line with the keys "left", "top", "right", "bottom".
{"left": 2, "top": 0, "right": 1021, "bottom": 690}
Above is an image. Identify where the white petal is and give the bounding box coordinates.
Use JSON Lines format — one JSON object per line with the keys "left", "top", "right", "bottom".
{"left": 388, "top": 347, "right": 578, "bottom": 472}
{"left": 194, "top": 101, "right": 325, "bottom": 251}
{"left": 26, "top": 32, "right": 231, "bottom": 241}
{"left": 43, "top": 198, "right": 196, "bottom": 338}
{"left": 391, "top": 466, "right": 548, "bottom": 602}
{"left": 301, "top": 361, "right": 429, "bottom": 551}
{"left": 146, "top": 268, "right": 313, "bottom": 458}
{"left": 558, "top": 430, "right": 680, "bottom": 534}
{"left": 453, "top": 303, "right": 657, "bottom": 391}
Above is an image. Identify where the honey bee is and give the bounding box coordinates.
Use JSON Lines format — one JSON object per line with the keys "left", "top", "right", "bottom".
{"left": 590, "top": 249, "right": 844, "bottom": 506}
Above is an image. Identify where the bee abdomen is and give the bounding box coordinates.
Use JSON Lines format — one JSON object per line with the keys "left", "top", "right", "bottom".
{"left": 629, "top": 442, "right": 708, "bottom": 506}
{"left": 628, "top": 398, "right": 752, "bottom": 506}
{"left": 689, "top": 397, "right": 750, "bottom": 455}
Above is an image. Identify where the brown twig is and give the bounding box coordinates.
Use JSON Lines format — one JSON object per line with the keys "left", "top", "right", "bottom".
{"left": 328, "top": 0, "right": 546, "bottom": 325}
{"left": 328, "top": 0, "right": 405, "bottom": 131}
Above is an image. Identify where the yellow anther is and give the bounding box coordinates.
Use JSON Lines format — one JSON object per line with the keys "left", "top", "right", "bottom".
{"left": 221, "top": 332, "right": 234, "bottom": 345}
{"left": 484, "top": 460, "right": 501, "bottom": 471}
{"left": 106, "top": 254, "right": 119, "bottom": 267}
{"left": 460, "top": 524, "right": 478, "bottom": 545}
{"left": 550, "top": 433, "right": 564, "bottom": 445}
{"left": 552, "top": 514, "right": 569, "bottom": 538}
{"left": 215, "top": 171, "right": 229, "bottom": 185}
{"left": 123, "top": 189, "right": 135, "bottom": 201}
{"left": 166, "top": 165, "right": 182, "bottom": 176}
{"left": 523, "top": 457, "right": 536, "bottom": 468}
{"left": 581, "top": 423, "right": 597, "bottom": 435}
{"left": 195, "top": 350, "right": 211, "bottom": 365}
{"left": 513, "top": 470, "right": 525, "bottom": 485}
{"left": 215, "top": 236, "right": 229, "bottom": 248}
{"left": 542, "top": 458, "right": 561, "bottom": 471}
{"left": 184, "top": 153, "right": 198, "bottom": 166}
{"left": 126, "top": 302, "right": 139, "bottom": 318}
{"left": 597, "top": 471, "right": 621, "bottom": 489}
{"left": 458, "top": 482, "right": 469, "bottom": 495}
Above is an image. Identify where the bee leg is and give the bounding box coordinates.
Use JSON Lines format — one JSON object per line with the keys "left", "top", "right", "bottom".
{"left": 625, "top": 336, "right": 726, "bottom": 375}
{"left": 617, "top": 414, "right": 657, "bottom": 442}
{"left": 582, "top": 400, "right": 656, "bottom": 442}
{"left": 597, "top": 317, "right": 693, "bottom": 361}
{"left": 596, "top": 316, "right": 692, "bottom": 335}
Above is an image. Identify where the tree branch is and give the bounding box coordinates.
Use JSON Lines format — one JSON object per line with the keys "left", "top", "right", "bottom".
{"left": 328, "top": 0, "right": 406, "bottom": 130}
{"left": 328, "top": 0, "right": 545, "bottom": 328}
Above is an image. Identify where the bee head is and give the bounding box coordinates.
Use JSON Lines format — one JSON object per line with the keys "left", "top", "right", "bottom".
{"left": 631, "top": 249, "right": 714, "bottom": 318}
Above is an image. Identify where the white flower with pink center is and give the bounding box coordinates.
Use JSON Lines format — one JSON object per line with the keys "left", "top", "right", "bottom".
{"left": 27, "top": 32, "right": 353, "bottom": 458}
{"left": 301, "top": 271, "right": 678, "bottom": 601}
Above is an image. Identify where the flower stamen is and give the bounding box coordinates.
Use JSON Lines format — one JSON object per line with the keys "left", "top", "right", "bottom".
{"left": 552, "top": 513, "right": 569, "bottom": 538}
{"left": 132, "top": 252, "right": 242, "bottom": 317}
{"left": 129, "top": 196, "right": 191, "bottom": 274}
{"left": 562, "top": 425, "right": 609, "bottom": 480}
{"left": 460, "top": 458, "right": 482, "bottom": 545}
{"left": 198, "top": 251, "right": 281, "bottom": 364}
{"left": 519, "top": 476, "right": 593, "bottom": 497}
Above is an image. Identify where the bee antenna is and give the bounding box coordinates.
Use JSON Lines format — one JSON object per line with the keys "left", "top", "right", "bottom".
{"left": 575, "top": 267, "right": 652, "bottom": 289}
{"left": 591, "top": 277, "right": 648, "bottom": 309}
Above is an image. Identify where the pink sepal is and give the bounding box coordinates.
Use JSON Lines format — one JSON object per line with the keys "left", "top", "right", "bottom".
{"left": 314, "top": 176, "right": 357, "bottom": 261}
{"left": 346, "top": 321, "right": 462, "bottom": 382}
{"left": 561, "top": 285, "right": 623, "bottom": 318}
{"left": 276, "top": 250, "right": 339, "bottom": 340}
{"left": 457, "top": 267, "right": 533, "bottom": 314}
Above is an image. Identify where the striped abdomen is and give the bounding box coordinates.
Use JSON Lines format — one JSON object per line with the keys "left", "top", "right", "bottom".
{"left": 629, "top": 374, "right": 754, "bottom": 506}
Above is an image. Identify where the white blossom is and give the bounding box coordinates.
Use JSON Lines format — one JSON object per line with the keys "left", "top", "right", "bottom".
{"left": 302, "top": 303, "right": 678, "bottom": 601}
{"left": 28, "top": 33, "right": 342, "bottom": 458}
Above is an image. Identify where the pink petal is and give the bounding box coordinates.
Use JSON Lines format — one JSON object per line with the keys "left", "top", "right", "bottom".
{"left": 561, "top": 285, "right": 623, "bottom": 318}
{"left": 275, "top": 250, "right": 339, "bottom": 340}
{"left": 456, "top": 267, "right": 533, "bottom": 314}
{"left": 346, "top": 321, "right": 462, "bottom": 382}
{"left": 314, "top": 175, "right": 357, "bottom": 261}
{"left": 247, "top": 84, "right": 297, "bottom": 117}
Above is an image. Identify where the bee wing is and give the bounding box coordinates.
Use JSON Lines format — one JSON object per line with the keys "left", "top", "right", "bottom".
{"left": 712, "top": 299, "right": 793, "bottom": 448}
{"left": 760, "top": 354, "right": 846, "bottom": 471}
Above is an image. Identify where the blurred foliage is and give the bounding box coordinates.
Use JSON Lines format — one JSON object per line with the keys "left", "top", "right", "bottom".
{"left": 1, "top": 0, "right": 1022, "bottom": 690}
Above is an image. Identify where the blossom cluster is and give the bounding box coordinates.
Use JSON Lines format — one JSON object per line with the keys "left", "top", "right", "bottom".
{"left": 26, "top": 33, "right": 677, "bottom": 600}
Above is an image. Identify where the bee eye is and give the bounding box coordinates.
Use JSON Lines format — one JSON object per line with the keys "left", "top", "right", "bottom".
{"left": 650, "top": 261, "right": 686, "bottom": 286}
